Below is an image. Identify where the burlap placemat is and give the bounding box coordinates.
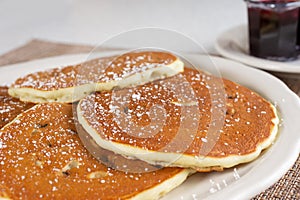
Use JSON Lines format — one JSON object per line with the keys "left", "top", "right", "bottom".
{"left": 0, "top": 39, "right": 299, "bottom": 199}
{"left": 0, "top": 39, "right": 94, "bottom": 66}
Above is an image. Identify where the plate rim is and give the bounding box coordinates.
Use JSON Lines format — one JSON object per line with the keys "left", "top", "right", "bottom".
{"left": 214, "top": 24, "right": 300, "bottom": 74}
{"left": 0, "top": 53, "right": 299, "bottom": 200}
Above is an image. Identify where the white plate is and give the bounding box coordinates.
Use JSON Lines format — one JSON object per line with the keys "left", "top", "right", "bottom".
{"left": 215, "top": 25, "right": 300, "bottom": 73}
{"left": 1, "top": 54, "right": 299, "bottom": 200}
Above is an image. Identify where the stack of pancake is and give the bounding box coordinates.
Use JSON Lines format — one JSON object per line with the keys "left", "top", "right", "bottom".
{"left": 0, "top": 51, "right": 279, "bottom": 199}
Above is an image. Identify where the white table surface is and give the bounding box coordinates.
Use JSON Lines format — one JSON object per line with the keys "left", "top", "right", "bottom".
{"left": 0, "top": 0, "right": 247, "bottom": 55}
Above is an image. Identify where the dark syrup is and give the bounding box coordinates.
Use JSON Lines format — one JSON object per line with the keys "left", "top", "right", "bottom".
{"left": 248, "top": 0, "right": 299, "bottom": 61}
{"left": 297, "top": 8, "right": 300, "bottom": 49}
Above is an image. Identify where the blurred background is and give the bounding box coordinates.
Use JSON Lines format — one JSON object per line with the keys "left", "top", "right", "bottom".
{"left": 0, "top": 0, "right": 246, "bottom": 55}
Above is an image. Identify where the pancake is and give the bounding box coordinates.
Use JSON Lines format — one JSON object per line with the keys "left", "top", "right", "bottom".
{"left": 0, "top": 86, "right": 34, "bottom": 129}
{"left": 77, "top": 68, "right": 279, "bottom": 170}
{"left": 8, "top": 51, "right": 184, "bottom": 103}
{"left": 0, "top": 103, "right": 194, "bottom": 200}
{"left": 77, "top": 121, "right": 223, "bottom": 173}
{"left": 76, "top": 121, "right": 162, "bottom": 173}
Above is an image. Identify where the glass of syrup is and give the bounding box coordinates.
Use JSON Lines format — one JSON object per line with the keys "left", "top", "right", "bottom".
{"left": 298, "top": 8, "right": 300, "bottom": 49}
{"left": 245, "top": 0, "right": 300, "bottom": 61}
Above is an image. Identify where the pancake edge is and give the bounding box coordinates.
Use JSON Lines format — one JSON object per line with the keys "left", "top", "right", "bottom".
{"left": 77, "top": 101, "right": 279, "bottom": 170}
{"left": 0, "top": 184, "right": 11, "bottom": 200}
{"left": 8, "top": 58, "right": 184, "bottom": 103}
{"left": 129, "top": 168, "right": 195, "bottom": 200}
{"left": 0, "top": 168, "right": 194, "bottom": 200}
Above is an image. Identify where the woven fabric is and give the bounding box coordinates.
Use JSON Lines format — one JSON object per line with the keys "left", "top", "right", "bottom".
{"left": 0, "top": 39, "right": 93, "bottom": 66}
{"left": 0, "top": 39, "right": 299, "bottom": 199}
{"left": 252, "top": 156, "right": 299, "bottom": 200}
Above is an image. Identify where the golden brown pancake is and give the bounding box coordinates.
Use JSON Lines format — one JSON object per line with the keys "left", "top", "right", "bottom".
{"left": 77, "top": 68, "right": 279, "bottom": 170}
{"left": 0, "top": 86, "right": 34, "bottom": 129}
{"left": 77, "top": 121, "right": 224, "bottom": 173}
{"left": 8, "top": 51, "right": 184, "bottom": 103}
{"left": 0, "top": 103, "right": 194, "bottom": 200}
{"left": 76, "top": 121, "right": 163, "bottom": 173}
{"left": 77, "top": 118, "right": 223, "bottom": 173}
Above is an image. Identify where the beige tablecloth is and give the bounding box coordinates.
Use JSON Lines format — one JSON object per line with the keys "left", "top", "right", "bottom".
{"left": 0, "top": 39, "right": 299, "bottom": 199}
